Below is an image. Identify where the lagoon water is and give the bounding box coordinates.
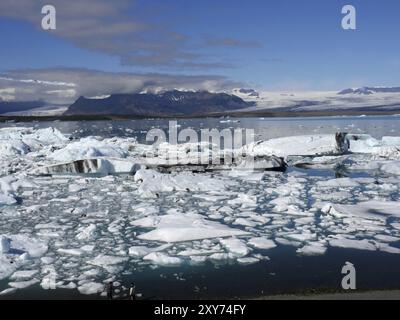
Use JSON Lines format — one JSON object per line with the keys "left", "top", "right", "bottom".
{"left": 4, "top": 115, "right": 400, "bottom": 141}
{"left": 1, "top": 115, "right": 400, "bottom": 299}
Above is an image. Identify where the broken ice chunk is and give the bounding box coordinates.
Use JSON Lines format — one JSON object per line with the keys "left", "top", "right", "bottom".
{"left": 0, "top": 236, "right": 11, "bottom": 254}
{"left": 133, "top": 169, "right": 235, "bottom": 197}
{"left": 78, "top": 281, "right": 104, "bottom": 295}
{"left": 134, "top": 212, "right": 249, "bottom": 243}
{"left": 329, "top": 238, "right": 376, "bottom": 251}
{"left": 143, "top": 252, "right": 182, "bottom": 266}
{"left": 296, "top": 243, "right": 327, "bottom": 256}
{"left": 220, "top": 238, "right": 250, "bottom": 257}
{"left": 242, "top": 133, "right": 349, "bottom": 158}
{"left": 321, "top": 201, "right": 400, "bottom": 221}
{"left": 248, "top": 237, "right": 277, "bottom": 250}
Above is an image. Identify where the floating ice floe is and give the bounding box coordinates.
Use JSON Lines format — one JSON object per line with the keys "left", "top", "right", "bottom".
{"left": 248, "top": 237, "right": 277, "bottom": 250}
{"left": 88, "top": 254, "right": 129, "bottom": 270}
{"left": 321, "top": 201, "right": 400, "bottom": 221}
{"left": 242, "top": 133, "right": 349, "bottom": 158}
{"left": 78, "top": 281, "right": 104, "bottom": 295}
{"left": 296, "top": 242, "right": 327, "bottom": 256}
{"left": 133, "top": 168, "right": 236, "bottom": 197}
{"left": 0, "top": 175, "right": 36, "bottom": 205}
{"left": 128, "top": 244, "right": 171, "bottom": 258}
{"left": 220, "top": 238, "right": 250, "bottom": 257}
{"left": 347, "top": 134, "right": 400, "bottom": 159}
{"left": 0, "top": 234, "right": 48, "bottom": 281}
{"left": 133, "top": 212, "right": 249, "bottom": 243}
{"left": 143, "top": 252, "right": 182, "bottom": 266}
{"left": 49, "top": 137, "right": 129, "bottom": 162}
{"left": 328, "top": 238, "right": 377, "bottom": 251}
{"left": 0, "top": 127, "right": 67, "bottom": 148}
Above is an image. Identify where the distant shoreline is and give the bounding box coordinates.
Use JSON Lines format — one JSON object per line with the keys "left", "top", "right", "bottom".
{"left": 1, "top": 110, "right": 400, "bottom": 122}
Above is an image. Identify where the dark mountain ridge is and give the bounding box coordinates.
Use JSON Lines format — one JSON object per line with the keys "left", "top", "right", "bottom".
{"left": 64, "top": 90, "right": 254, "bottom": 116}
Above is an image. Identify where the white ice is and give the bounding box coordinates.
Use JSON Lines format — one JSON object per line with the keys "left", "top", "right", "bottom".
{"left": 134, "top": 212, "right": 249, "bottom": 243}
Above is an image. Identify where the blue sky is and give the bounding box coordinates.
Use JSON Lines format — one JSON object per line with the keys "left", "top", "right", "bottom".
{"left": 1, "top": 0, "right": 400, "bottom": 96}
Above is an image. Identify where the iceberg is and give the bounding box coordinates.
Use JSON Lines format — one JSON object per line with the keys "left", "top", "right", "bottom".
{"left": 33, "top": 158, "right": 140, "bottom": 175}
{"left": 143, "top": 252, "right": 182, "bottom": 266}
{"left": 296, "top": 243, "right": 327, "bottom": 256}
{"left": 347, "top": 134, "right": 400, "bottom": 159}
{"left": 134, "top": 212, "right": 249, "bottom": 243}
{"left": 133, "top": 168, "right": 236, "bottom": 196}
{"left": 322, "top": 201, "right": 400, "bottom": 221}
{"left": 78, "top": 282, "right": 104, "bottom": 295}
{"left": 220, "top": 238, "right": 250, "bottom": 257}
{"left": 0, "top": 140, "right": 30, "bottom": 157}
{"left": 248, "top": 237, "right": 277, "bottom": 250}
{"left": 329, "top": 238, "right": 377, "bottom": 251}
{"left": 49, "top": 137, "right": 129, "bottom": 162}
{"left": 242, "top": 133, "right": 349, "bottom": 158}
{"left": 0, "top": 127, "right": 67, "bottom": 150}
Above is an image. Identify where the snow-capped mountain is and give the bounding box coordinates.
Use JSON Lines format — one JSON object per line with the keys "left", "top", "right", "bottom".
{"left": 339, "top": 87, "right": 400, "bottom": 95}
{"left": 231, "top": 88, "right": 260, "bottom": 100}
{"left": 231, "top": 86, "right": 400, "bottom": 113}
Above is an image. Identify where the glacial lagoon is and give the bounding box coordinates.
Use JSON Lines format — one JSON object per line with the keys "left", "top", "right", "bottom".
{"left": 1, "top": 115, "right": 400, "bottom": 299}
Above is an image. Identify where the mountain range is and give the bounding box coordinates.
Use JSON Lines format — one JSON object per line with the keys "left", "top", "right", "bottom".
{"left": 2, "top": 86, "right": 400, "bottom": 118}
{"left": 338, "top": 87, "right": 400, "bottom": 95}
{"left": 63, "top": 90, "right": 255, "bottom": 116}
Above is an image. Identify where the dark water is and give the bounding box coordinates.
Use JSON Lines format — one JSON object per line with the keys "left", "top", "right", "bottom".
{"left": 3, "top": 115, "right": 400, "bottom": 142}
{"left": 1, "top": 247, "right": 400, "bottom": 300}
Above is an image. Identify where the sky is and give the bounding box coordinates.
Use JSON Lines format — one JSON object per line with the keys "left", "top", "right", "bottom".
{"left": 1, "top": 0, "right": 400, "bottom": 104}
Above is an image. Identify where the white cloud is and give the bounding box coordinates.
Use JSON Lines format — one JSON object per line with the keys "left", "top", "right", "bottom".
{"left": 0, "top": 88, "right": 16, "bottom": 101}
{"left": 0, "top": 0, "right": 232, "bottom": 69}
{"left": 1, "top": 68, "right": 242, "bottom": 104}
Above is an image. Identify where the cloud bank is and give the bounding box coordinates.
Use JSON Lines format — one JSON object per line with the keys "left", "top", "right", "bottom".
{"left": 0, "top": 0, "right": 258, "bottom": 70}
{"left": 0, "top": 68, "right": 242, "bottom": 105}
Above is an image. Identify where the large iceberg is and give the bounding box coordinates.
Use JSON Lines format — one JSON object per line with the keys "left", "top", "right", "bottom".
{"left": 133, "top": 212, "right": 249, "bottom": 243}
{"left": 49, "top": 137, "right": 129, "bottom": 162}
{"left": 242, "top": 133, "right": 349, "bottom": 158}
{"left": 347, "top": 134, "right": 400, "bottom": 159}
